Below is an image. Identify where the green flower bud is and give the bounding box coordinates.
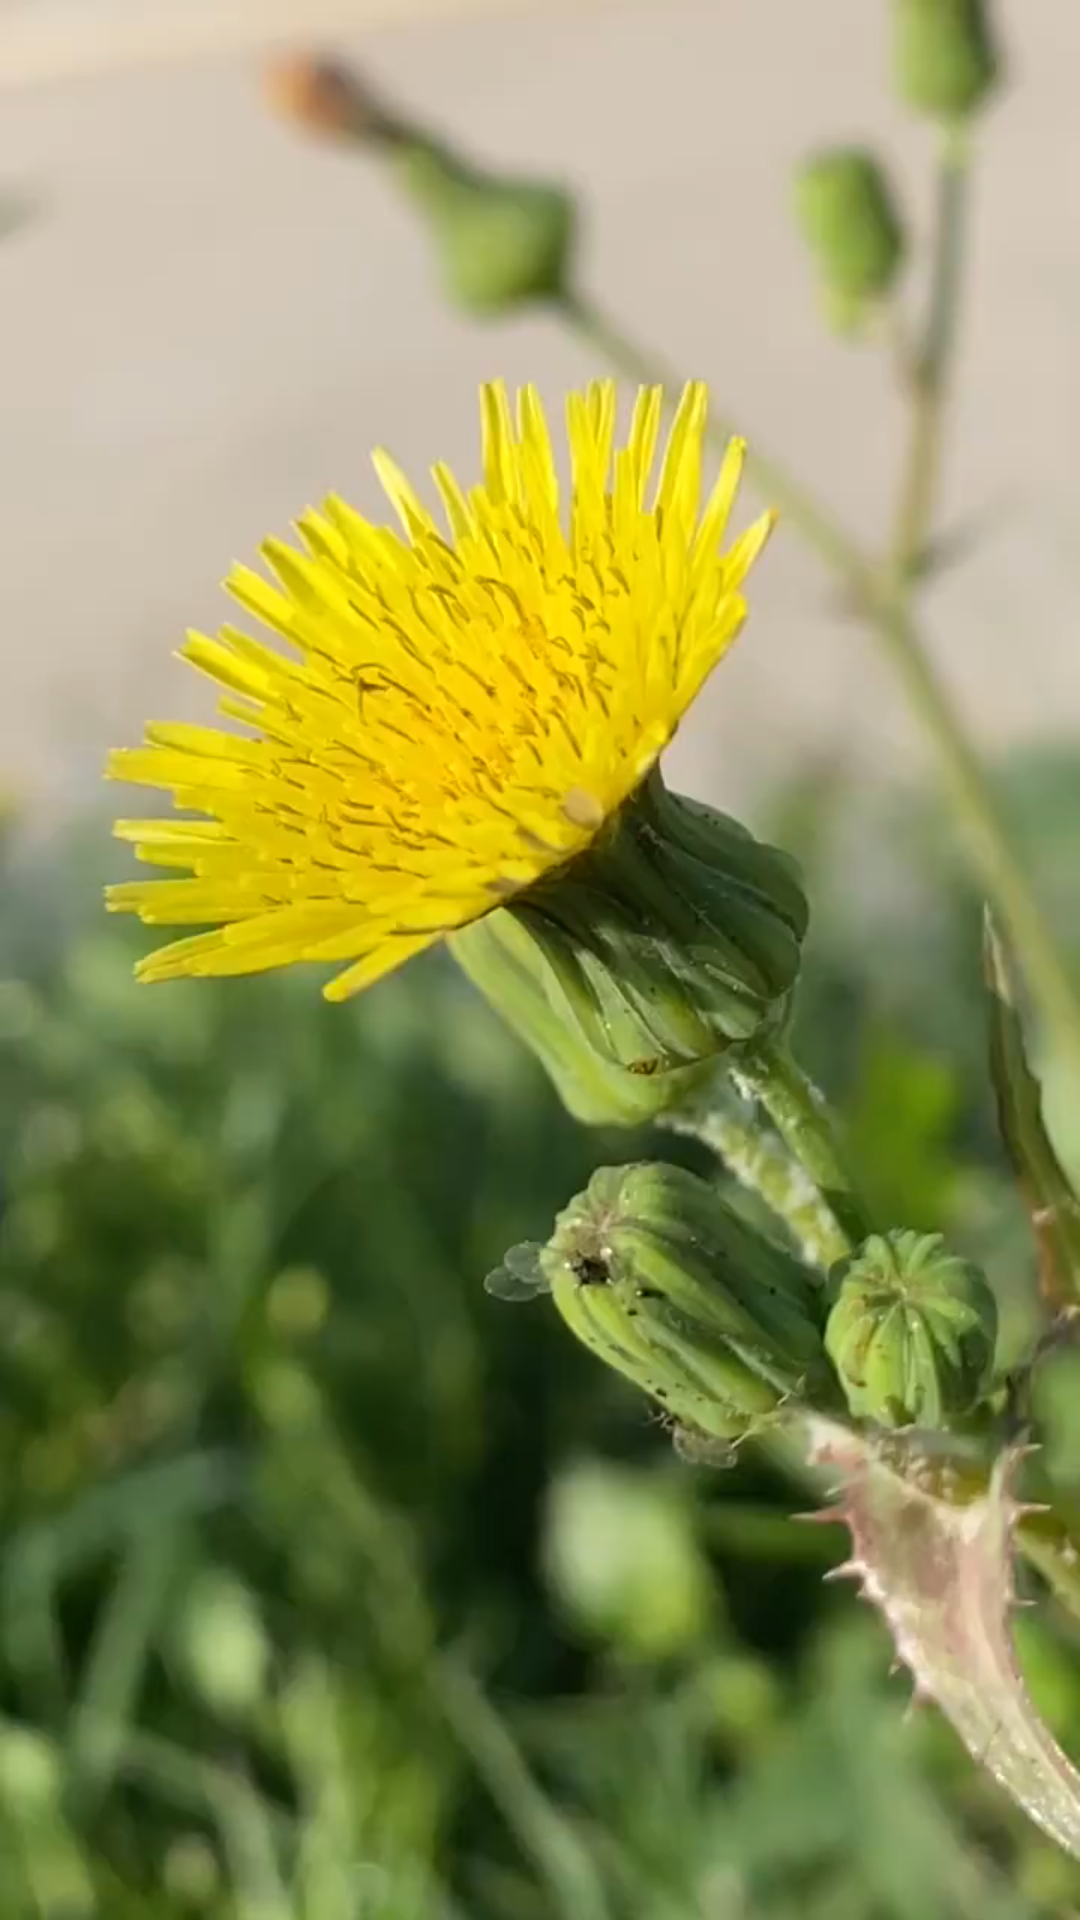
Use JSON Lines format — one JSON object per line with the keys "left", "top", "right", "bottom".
{"left": 450, "top": 909, "right": 712, "bottom": 1126}
{"left": 794, "top": 150, "right": 905, "bottom": 332}
{"left": 824, "top": 1229, "right": 998, "bottom": 1429}
{"left": 266, "top": 54, "right": 575, "bottom": 314}
{"left": 892, "top": 0, "right": 999, "bottom": 124}
{"left": 453, "top": 774, "right": 808, "bottom": 1118}
{"left": 540, "top": 1162, "right": 829, "bottom": 1443}
{"left": 395, "top": 140, "right": 575, "bottom": 314}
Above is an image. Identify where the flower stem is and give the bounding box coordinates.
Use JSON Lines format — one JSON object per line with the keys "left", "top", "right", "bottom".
{"left": 868, "top": 596, "right": 1080, "bottom": 1076}
{"left": 733, "top": 1041, "right": 868, "bottom": 1260}
{"left": 875, "top": 128, "right": 1080, "bottom": 1082}
{"left": 889, "top": 127, "right": 969, "bottom": 581}
{"left": 663, "top": 1078, "right": 852, "bottom": 1271}
{"left": 557, "top": 267, "right": 1080, "bottom": 1086}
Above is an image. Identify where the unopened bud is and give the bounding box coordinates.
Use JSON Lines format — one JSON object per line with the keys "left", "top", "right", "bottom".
{"left": 892, "top": 0, "right": 1000, "bottom": 124}
{"left": 264, "top": 54, "right": 574, "bottom": 314}
{"left": 825, "top": 1229, "right": 998, "bottom": 1429}
{"left": 454, "top": 774, "right": 808, "bottom": 1113}
{"left": 451, "top": 909, "right": 712, "bottom": 1127}
{"left": 395, "top": 141, "right": 575, "bottom": 314}
{"left": 794, "top": 149, "right": 905, "bottom": 333}
{"left": 541, "top": 1162, "right": 829, "bottom": 1444}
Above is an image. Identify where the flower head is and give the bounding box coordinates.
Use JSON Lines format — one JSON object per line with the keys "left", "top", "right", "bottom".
{"left": 107, "top": 381, "right": 773, "bottom": 1002}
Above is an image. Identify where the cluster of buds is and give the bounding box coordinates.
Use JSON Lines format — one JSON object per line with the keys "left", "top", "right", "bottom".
{"left": 265, "top": 35, "right": 1005, "bottom": 1459}
{"left": 266, "top": 11, "right": 1000, "bottom": 339}
{"left": 792, "top": 1, "right": 1000, "bottom": 336}
{"left": 257, "top": 27, "right": 1080, "bottom": 1858}
{"left": 491, "top": 1167, "right": 1001, "bottom": 1456}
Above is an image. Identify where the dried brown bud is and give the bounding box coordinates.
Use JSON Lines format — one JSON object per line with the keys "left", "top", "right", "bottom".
{"left": 264, "top": 54, "right": 403, "bottom": 147}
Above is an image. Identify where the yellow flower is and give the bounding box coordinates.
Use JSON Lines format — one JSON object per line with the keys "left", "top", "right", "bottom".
{"left": 106, "top": 380, "right": 773, "bottom": 1002}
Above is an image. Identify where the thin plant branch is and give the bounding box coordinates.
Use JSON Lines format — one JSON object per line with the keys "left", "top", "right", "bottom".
{"left": 557, "top": 275, "right": 1080, "bottom": 1086}
{"left": 890, "top": 127, "right": 970, "bottom": 579}
{"left": 662, "top": 1075, "right": 853, "bottom": 1271}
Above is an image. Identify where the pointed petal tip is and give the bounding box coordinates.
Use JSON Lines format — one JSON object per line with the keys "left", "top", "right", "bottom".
{"left": 321, "top": 973, "right": 353, "bottom": 1004}
{"left": 104, "top": 747, "right": 146, "bottom": 786}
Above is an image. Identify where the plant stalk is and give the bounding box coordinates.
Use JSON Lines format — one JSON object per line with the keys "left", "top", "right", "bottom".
{"left": 663, "top": 1078, "right": 853, "bottom": 1271}
{"left": 889, "top": 128, "right": 969, "bottom": 580}
{"left": 558, "top": 245, "right": 1080, "bottom": 1084}
{"left": 732, "top": 1041, "right": 868, "bottom": 1258}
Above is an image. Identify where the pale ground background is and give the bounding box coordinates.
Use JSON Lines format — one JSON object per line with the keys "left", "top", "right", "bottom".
{"left": 0, "top": 0, "right": 1077, "bottom": 825}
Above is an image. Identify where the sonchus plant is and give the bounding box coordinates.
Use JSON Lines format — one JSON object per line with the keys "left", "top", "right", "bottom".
{"left": 109, "top": 0, "right": 1080, "bottom": 1876}
{"left": 107, "top": 373, "right": 1080, "bottom": 1858}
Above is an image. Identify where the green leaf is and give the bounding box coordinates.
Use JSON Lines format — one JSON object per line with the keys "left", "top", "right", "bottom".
{"left": 984, "top": 912, "right": 1080, "bottom": 1305}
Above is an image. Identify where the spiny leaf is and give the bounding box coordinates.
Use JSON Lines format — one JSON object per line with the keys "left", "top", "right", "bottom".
{"left": 804, "top": 1415, "right": 1080, "bottom": 1860}
{"left": 984, "top": 912, "right": 1080, "bottom": 1306}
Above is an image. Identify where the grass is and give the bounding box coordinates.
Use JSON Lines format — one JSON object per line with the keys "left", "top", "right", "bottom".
{"left": 0, "top": 754, "right": 1078, "bottom": 1916}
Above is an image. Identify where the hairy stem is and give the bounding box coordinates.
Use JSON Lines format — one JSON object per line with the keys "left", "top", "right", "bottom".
{"left": 663, "top": 1078, "right": 852, "bottom": 1271}
{"left": 732, "top": 1042, "right": 866, "bottom": 1259}
{"left": 805, "top": 1419, "right": 1080, "bottom": 1861}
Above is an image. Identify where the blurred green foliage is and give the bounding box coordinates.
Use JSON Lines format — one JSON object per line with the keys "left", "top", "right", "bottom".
{"left": 0, "top": 749, "right": 1079, "bottom": 1918}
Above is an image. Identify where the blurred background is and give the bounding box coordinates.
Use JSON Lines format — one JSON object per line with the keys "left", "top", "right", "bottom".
{"left": 3, "top": 0, "right": 1080, "bottom": 811}
{"left": 2, "top": 0, "right": 1080, "bottom": 1914}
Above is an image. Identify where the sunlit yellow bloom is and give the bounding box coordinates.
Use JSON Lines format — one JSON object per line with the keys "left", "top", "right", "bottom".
{"left": 106, "top": 380, "right": 773, "bottom": 1001}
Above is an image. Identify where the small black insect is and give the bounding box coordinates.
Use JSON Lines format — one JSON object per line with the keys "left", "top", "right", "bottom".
{"left": 569, "top": 1252, "right": 610, "bottom": 1287}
